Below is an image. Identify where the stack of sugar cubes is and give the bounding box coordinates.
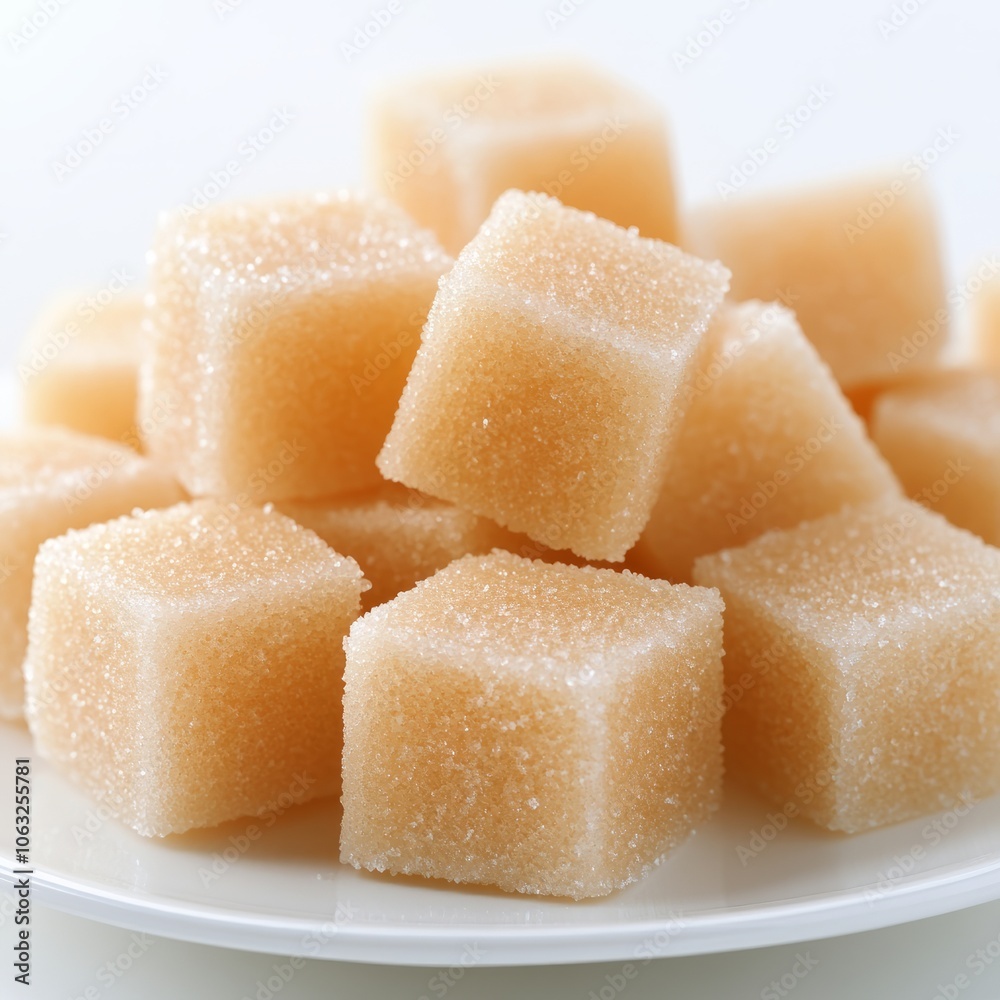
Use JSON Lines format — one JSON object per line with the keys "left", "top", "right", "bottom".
{"left": 6, "top": 59, "right": 1000, "bottom": 899}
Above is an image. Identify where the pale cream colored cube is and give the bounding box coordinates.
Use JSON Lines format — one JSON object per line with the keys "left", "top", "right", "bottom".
{"left": 634, "top": 301, "right": 900, "bottom": 581}
{"left": 872, "top": 370, "right": 1000, "bottom": 545}
{"left": 378, "top": 190, "right": 729, "bottom": 562}
{"left": 279, "top": 483, "right": 514, "bottom": 611}
{"left": 686, "top": 176, "right": 948, "bottom": 389}
{"left": 0, "top": 427, "right": 182, "bottom": 719}
{"left": 372, "top": 59, "right": 678, "bottom": 253}
{"left": 141, "top": 191, "right": 450, "bottom": 500}
{"left": 20, "top": 290, "right": 143, "bottom": 444}
{"left": 25, "top": 500, "right": 368, "bottom": 836}
{"left": 342, "top": 551, "right": 724, "bottom": 898}
{"left": 694, "top": 498, "right": 1000, "bottom": 833}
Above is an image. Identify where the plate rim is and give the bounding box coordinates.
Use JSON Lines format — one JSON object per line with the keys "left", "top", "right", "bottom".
{"left": 5, "top": 852, "right": 1000, "bottom": 966}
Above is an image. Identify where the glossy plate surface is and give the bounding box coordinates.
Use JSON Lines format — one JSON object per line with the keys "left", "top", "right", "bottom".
{"left": 3, "top": 378, "right": 999, "bottom": 965}
{"left": 3, "top": 722, "right": 1000, "bottom": 966}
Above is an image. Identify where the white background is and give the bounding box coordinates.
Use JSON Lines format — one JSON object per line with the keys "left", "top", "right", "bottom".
{"left": 1, "top": 0, "right": 999, "bottom": 996}
{"left": 0, "top": 0, "right": 998, "bottom": 365}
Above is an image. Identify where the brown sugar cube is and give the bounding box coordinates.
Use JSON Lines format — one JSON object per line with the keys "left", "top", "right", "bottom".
{"left": 0, "top": 426, "right": 182, "bottom": 719}
{"left": 20, "top": 289, "right": 143, "bottom": 443}
{"left": 686, "top": 175, "right": 948, "bottom": 389}
{"left": 633, "top": 300, "right": 899, "bottom": 582}
{"left": 693, "top": 498, "right": 1000, "bottom": 833}
{"left": 141, "top": 191, "right": 450, "bottom": 500}
{"left": 25, "top": 500, "right": 368, "bottom": 836}
{"left": 872, "top": 370, "right": 1000, "bottom": 545}
{"left": 341, "top": 551, "right": 724, "bottom": 898}
{"left": 372, "top": 59, "right": 678, "bottom": 253}
{"left": 377, "top": 190, "right": 729, "bottom": 562}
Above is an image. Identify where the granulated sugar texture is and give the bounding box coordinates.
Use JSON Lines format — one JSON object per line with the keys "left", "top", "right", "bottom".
{"left": 141, "top": 190, "right": 450, "bottom": 500}
{"left": 25, "top": 500, "right": 368, "bottom": 836}
{"left": 341, "top": 551, "right": 724, "bottom": 898}
{"left": 378, "top": 190, "right": 729, "bottom": 562}
{"left": 694, "top": 498, "right": 1000, "bottom": 833}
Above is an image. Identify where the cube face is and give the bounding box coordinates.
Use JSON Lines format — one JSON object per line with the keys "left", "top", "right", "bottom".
{"left": 141, "top": 191, "right": 451, "bottom": 500}
{"left": 341, "top": 551, "right": 724, "bottom": 898}
{"left": 214, "top": 283, "right": 432, "bottom": 500}
{"left": 372, "top": 60, "right": 677, "bottom": 254}
{"left": 603, "top": 630, "right": 724, "bottom": 872}
{"left": 872, "top": 371, "right": 1000, "bottom": 545}
{"left": 21, "top": 291, "right": 143, "bottom": 443}
{"left": 378, "top": 191, "right": 729, "bottom": 561}
{"left": 634, "top": 301, "right": 900, "bottom": 581}
{"left": 25, "top": 500, "right": 367, "bottom": 835}
{"left": 0, "top": 427, "right": 182, "bottom": 720}
{"left": 279, "top": 484, "right": 512, "bottom": 611}
{"left": 343, "top": 655, "right": 595, "bottom": 893}
{"left": 972, "top": 266, "right": 1000, "bottom": 367}
{"left": 686, "top": 177, "right": 948, "bottom": 389}
{"left": 693, "top": 499, "right": 1000, "bottom": 832}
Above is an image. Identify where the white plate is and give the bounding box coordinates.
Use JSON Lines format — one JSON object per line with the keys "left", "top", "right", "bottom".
{"left": 2, "top": 722, "right": 1000, "bottom": 966}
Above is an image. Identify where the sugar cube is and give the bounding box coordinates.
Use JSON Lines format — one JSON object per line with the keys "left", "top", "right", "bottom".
{"left": 972, "top": 262, "right": 1000, "bottom": 367}
{"left": 20, "top": 290, "right": 143, "bottom": 443}
{"left": 693, "top": 498, "right": 1000, "bottom": 833}
{"left": 0, "top": 427, "right": 182, "bottom": 720}
{"left": 872, "top": 370, "right": 1000, "bottom": 545}
{"left": 278, "top": 484, "right": 513, "bottom": 610}
{"left": 25, "top": 500, "right": 368, "bottom": 836}
{"left": 377, "top": 190, "right": 729, "bottom": 562}
{"left": 633, "top": 301, "right": 900, "bottom": 581}
{"left": 686, "top": 176, "right": 948, "bottom": 389}
{"left": 372, "top": 59, "right": 678, "bottom": 254}
{"left": 141, "top": 191, "right": 451, "bottom": 500}
{"left": 341, "top": 551, "right": 724, "bottom": 898}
